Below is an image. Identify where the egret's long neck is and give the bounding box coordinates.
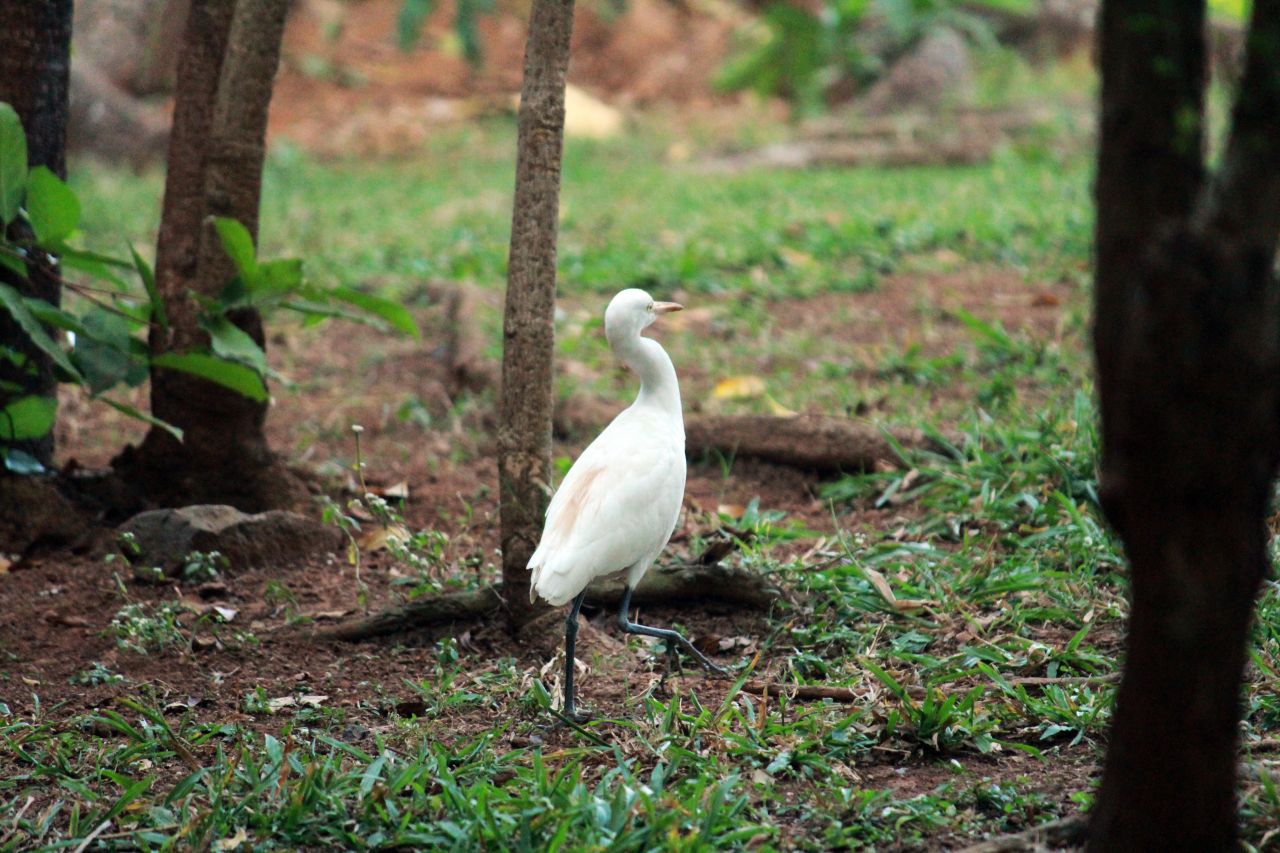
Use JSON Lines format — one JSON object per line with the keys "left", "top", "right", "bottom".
{"left": 612, "top": 332, "right": 683, "bottom": 426}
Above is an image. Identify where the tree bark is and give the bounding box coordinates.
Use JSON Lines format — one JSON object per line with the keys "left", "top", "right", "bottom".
{"left": 0, "top": 0, "right": 73, "bottom": 470}
{"left": 119, "top": 0, "right": 301, "bottom": 511}
{"left": 498, "top": 0, "right": 576, "bottom": 630}
{"left": 1088, "top": 1, "right": 1280, "bottom": 849}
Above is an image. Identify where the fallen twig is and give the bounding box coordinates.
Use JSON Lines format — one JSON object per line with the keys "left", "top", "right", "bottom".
{"left": 1008, "top": 673, "right": 1121, "bottom": 687}
{"left": 740, "top": 680, "right": 861, "bottom": 702}
{"left": 956, "top": 815, "right": 1088, "bottom": 853}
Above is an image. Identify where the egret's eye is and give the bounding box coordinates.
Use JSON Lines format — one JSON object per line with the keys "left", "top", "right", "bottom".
{"left": 647, "top": 302, "right": 654, "bottom": 311}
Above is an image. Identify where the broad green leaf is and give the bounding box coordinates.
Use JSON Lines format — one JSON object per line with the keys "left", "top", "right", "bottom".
{"left": 0, "top": 394, "right": 56, "bottom": 440}
{"left": 100, "top": 397, "right": 182, "bottom": 441}
{"left": 0, "top": 103, "right": 26, "bottom": 225}
{"left": 152, "top": 351, "right": 268, "bottom": 401}
{"left": 76, "top": 307, "right": 137, "bottom": 393}
{"left": 56, "top": 246, "right": 132, "bottom": 270}
{"left": 200, "top": 314, "right": 268, "bottom": 375}
{"left": 58, "top": 247, "right": 133, "bottom": 291}
{"left": 0, "top": 250, "right": 25, "bottom": 277}
{"left": 0, "top": 283, "right": 83, "bottom": 382}
{"left": 25, "top": 166, "right": 80, "bottom": 245}
{"left": 257, "top": 258, "right": 304, "bottom": 292}
{"left": 213, "top": 217, "right": 258, "bottom": 283}
{"left": 221, "top": 258, "right": 303, "bottom": 309}
{"left": 130, "top": 244, "right": 166, "bottom": 329}
{"left": 282, "top": 297, "right": 388, "bottom": 327}
{"left": 330, "top": 287, "right": 420, "bottom": 337}
{"left": 2, "top": 447, "right": 45, "bottom": 474}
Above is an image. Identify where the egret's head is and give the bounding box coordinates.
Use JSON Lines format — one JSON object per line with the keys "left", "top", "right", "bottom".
{"left": 605, "top": 288, "right": 682, "bottom": 343}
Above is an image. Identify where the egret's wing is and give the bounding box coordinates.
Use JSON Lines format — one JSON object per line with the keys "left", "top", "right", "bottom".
{"left": 529, "top": 417, "right": 685, "bottom": 606}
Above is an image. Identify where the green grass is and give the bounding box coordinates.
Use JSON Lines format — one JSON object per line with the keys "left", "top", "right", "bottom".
{"left": 14, "top": 94, "right": 1277, "bottom": 850}
{"left": 73, "top": 117, "right": 1091, "bottom": 304}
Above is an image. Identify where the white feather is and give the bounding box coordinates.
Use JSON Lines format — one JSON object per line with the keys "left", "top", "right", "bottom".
{"left": 528, "top": 289, "right": 686, "bottom": 607}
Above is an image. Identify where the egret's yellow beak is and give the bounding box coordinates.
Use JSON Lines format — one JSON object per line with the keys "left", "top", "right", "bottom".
{"left": 653, "top": 302, "right": 683, "bottom": 314}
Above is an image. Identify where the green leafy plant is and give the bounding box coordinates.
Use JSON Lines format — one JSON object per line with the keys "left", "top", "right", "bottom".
{"left": 717, "top": 0, "right": 1029, "bottom": 114}
{"left": 0, "top": 102, "right": 417, "bottom": 473}
{"left": 108, "top": 601, "right": 188, "bottom": 654}
{"left": 396, "top": 0, "right": 497, "bottom": 65}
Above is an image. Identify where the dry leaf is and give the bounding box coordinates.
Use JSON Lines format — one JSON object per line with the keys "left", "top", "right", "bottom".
{"left": 269, "top": 694, "right": 329, "bottom": 713}
{"left": 777, "top": 247, "right": 815, "bottom": 269}
{"left": 310, "top": 609, "right": 350, "bottom": 621}
{"left": 44, "top": 612, "right": 90, "bottom": 628}
{"left": 764, "top": 394, "right": 797, "bottom": 417}
{"left": 213, "top": 827, "right": 248, "bottom": 851}
{"left": 712, "top": 376, "right": 767, "bottom": 400}
{"left": 858, "top": 564, "right": 932, "bottom": 612}
{"left": 192, "top": 636, "right": 219, "bottom": 653}
{"left": 382, "top": 480, "right": 410, "bottom": 500}
{"left": 359, "top": 523, "right": 411, "bottom": 552}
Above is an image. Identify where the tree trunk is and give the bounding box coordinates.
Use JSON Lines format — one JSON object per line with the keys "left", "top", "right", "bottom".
{"left": 119, "top": 0, "right": 302, "bottom": 511}
{"left": 0, "top": 0, "right": 73, "bottom": 470}
{"left": 1088, "top": 1, "right": 1280, "bottom": 848}
{"left": 498, "top": 0, "right": 577, "bottom": 630}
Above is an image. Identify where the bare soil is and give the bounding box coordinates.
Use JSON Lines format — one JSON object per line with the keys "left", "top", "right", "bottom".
{"left": 269, "top": 0, "right": 740, "bottom": 156}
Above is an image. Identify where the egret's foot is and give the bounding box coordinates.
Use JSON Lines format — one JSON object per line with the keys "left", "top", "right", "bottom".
{"left": 702, "top": 660, "right": 733, "bottom": 679}
{"left": 554, "top": 705, "right": 595, "bottom": 726}
{"left": 664, "top": 642, "right": 684, "bottom": 675}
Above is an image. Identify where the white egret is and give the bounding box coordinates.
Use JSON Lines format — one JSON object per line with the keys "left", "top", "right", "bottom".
{"left": 529, "top": 288, "right": 727, "bottom": 719}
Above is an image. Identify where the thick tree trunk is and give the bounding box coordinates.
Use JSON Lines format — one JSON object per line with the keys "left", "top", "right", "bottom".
{"left": 119, "top": 0, "right": 301, "bottom": 511}
{"left": 0, "top": 1, "right": 73, "bottom": 470}
{"left": 1089, "top": 1, "right": 1280, "bottom": 848}
{"left": 498, "top": 0, "right": 576, "bottom": 630}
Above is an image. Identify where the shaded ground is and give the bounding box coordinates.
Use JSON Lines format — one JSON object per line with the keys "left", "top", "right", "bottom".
{"left": 4, "top": 265, "right": 1109, "bottom": 849}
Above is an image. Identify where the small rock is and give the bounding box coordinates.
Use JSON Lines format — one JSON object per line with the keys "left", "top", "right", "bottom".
{"left": 117, "top": 505, "right": 344, "bottom": 577}
{"left": 859, "top": 27, "right": 973, "bottom": 115}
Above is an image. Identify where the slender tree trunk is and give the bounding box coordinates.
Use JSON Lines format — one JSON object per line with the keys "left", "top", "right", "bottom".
{"left": 1089, "top": 1, "right": 1280, "bottom": 848}
{"left": 119, "top": 0, "right": 301, "bottom": 511}
{"left": 498, "top": 0, "right": 577, "bottom": 630}
{"left": 0, "top": 1, "right": 73, "bottom": 469}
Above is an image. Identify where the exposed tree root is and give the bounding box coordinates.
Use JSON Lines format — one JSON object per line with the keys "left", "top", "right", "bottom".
{"left": 685, "top": 414, "right": 949, "bottom": 473}
{"left": 314, "top": 587, "right": 504, "bottom": 642}
{"left": 556, "top": 396, "right": 948, "bottom": 473}
{"left": 956, "top": 816, "right": 1088, "bottom": 853}
{"left": 313, "top": 564, "right": 783, "bottom": 642}
{"left": 583, "top": 562, "right": 785, "bottom": 610}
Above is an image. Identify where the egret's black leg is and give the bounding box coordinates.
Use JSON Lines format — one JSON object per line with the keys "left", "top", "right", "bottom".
{"left": 617, "top": 585, "right": 728, "bottom": 676}
{"left": 562, "top": 590, "right": 589, "bottom": 721}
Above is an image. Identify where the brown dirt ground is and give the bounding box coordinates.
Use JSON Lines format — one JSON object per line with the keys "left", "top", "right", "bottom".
{"left": 4, "top": 268, "right": 1098, "bottom": 849}
{"left": 270, "top": 0, "right": 741, "bottom": 156}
